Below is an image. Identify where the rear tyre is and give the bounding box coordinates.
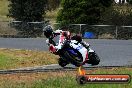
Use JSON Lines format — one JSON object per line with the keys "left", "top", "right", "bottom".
{"left": 58, "top": 57, "right": 68, "bottom": 67}
{"left": 88, "top": 52, "right": 100, "bottom": 65}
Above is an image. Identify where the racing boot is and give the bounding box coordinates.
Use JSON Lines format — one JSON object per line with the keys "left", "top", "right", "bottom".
{"left": 80, "top": 41, "right": 90, "bottom": 64}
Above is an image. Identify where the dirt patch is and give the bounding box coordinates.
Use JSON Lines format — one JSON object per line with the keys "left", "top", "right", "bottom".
{"left": 0, "top": 48, "right": 59, "bottom": 69}
{"left": 0, "top": 71, "right": 76, "bottom": 84}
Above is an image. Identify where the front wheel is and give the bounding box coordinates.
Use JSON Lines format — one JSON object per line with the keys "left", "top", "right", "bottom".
{"left": 88, "top": 52, "right": 100, "bottom": 65}
{"left": 58, "top": 57, "right": 68, "bottom": 67}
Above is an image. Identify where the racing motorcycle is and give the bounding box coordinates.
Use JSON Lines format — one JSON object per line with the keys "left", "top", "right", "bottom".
{"left": 47, "top": 31, "right": 100, "bottom": 67}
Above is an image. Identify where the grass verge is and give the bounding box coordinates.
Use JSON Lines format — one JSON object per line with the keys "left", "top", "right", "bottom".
{"left": 0, "top": 68, "right": 131, "bottom": 88}
{"left": 0, "top": 48, "right": 58, "bottom": 70}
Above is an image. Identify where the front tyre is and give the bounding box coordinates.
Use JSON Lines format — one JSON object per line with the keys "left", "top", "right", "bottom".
{"left": 58, "top": 57, "right": 68, "bottom": 67}
{"left": 88, "top": 52, "right": 100, "bottom": 65}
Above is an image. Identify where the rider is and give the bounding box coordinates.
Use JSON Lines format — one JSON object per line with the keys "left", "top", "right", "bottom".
{"left": 43, "top": 25, "right": 70, "bottom": 53}
{"left": 43, "top": 25, "right": 91, "bottom": 64}
{"left": 43, "top": 25, "right": 90, "bottom": 51}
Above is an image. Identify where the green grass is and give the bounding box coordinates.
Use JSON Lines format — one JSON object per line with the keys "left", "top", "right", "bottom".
{"left": 0, "top": 54, "right": 15, "bottom": 69}
{"left": 31, "top": 68, "right": 132, "bottom": 88}
{"left": 33, "top": 77, "right": 130, "bottom": 88}
{"left": 0, "top": 48, "right": 58, "bottom": 70}
{"left": 0, "top": 68, "right": 131, "bottom": 88}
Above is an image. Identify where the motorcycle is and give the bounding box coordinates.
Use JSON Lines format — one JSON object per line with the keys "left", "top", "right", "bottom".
{"left": 46, "top": 31, "right": 100, "bottom": 67}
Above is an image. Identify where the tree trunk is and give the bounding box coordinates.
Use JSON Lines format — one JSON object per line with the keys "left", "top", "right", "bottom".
{"left": 119, "top": 0, "right": 122, "bottom": 4}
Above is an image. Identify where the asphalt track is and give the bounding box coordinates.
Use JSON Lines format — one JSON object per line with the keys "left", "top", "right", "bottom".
{"left": 0, "top": 38, "right": 132, "bottom": 72}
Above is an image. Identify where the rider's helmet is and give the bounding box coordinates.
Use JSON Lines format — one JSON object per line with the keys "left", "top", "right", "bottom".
{"left": 43, "top": 25, "right": 53, "bottom": 38}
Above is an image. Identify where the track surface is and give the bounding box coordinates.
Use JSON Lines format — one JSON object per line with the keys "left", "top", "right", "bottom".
{"left": 0, "top": 38, "right": 132, "bottom": 67}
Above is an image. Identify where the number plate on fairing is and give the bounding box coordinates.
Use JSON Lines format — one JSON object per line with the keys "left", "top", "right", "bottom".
{"left": 76, "top": 45, "right": 83, "bottom": 51}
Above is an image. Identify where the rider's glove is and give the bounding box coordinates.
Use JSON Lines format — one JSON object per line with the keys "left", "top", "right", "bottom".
{"left": 46, "top": 39, "right": 50, "bottom": 46}
{"left": 49, "top": 44, "right": 56, "bottom": 53}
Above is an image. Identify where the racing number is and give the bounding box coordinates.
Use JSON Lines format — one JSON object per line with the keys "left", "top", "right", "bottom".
{"left": 76, "top": 45, "right": 83, "bottom": 51}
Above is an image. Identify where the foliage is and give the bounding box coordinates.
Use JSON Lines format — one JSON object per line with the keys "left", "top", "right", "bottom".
{"left": 127, "top": 0, "right": 132, "bottom": 4}
{"left": 8, "top": 0, "right": 47, "bottom": 22}
{"left": 47, "top": 0, "right": 61, "bottom": 11}
{"left": 57, "top": 0, "right": 113, "bottom": 26}
{"left": 100, "top": 6, "right": 132, "bottom": 26}
{"left": 8, "top": 0, "right": 47, "bottom": 37}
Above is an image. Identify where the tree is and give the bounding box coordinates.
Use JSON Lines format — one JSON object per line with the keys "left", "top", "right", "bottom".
{"left": 127, "top": 0, "right": 132, "bottom": 4}
{"left": 100, "top": 6, "right": 132, "bottom": 26}
{"left": 119, "top": 0, "right": 122, "bottom": 4}
{"left": 57, "top": 0, "right": 113, "bottom": 25}
{"left": 8, "top": 0, "right": 47, "bottom": 37}
{"left": 47, "top": 0, "right": 61, "bottom": 10}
